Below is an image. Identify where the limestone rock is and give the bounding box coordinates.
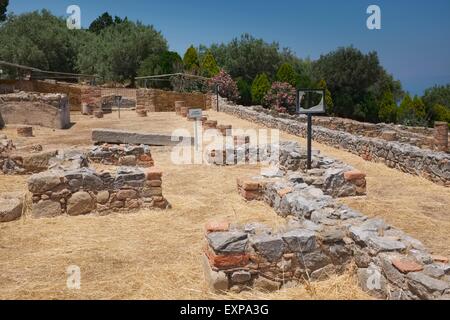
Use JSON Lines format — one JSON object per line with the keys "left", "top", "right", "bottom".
{"left": 0, "top": 192, "right": 23, "bottom": 222}
{"left": 251, "top": 234, "right": 286, "bottom": 262}
{"left": 28, "top": 171, "right": 62, "bottom": 194}
{"left": 281, "top": 229, "right": 316, "bottom": 252}
{"left": 207, "top": 231, "right": 248, "bottom": 254}
{"left": 32, "top": 200, "right": 62, "bottom": 218}
{"left": 67, "top": 191, "right": 96, "bottom": 216}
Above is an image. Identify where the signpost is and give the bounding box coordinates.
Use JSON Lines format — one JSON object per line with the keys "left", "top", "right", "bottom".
{"left": 296, "top": 89, "right": 326, "bottom": 170}
{"left": 114, "top": 95, "right": 122, "bottom": 119}
{"left": 189, "top": 108, "right": 203, "bottom": 151}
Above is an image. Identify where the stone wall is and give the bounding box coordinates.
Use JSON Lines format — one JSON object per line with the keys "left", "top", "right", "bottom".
{"left": 136, "top": 88, "right": 212, "bottom": 112}
{"left": 218, "top": 100, "right": 450, "bottom": 186}
{"left": 0, "top": 80, "right": 102, "bottom": 111}
{"left": 253, "top": 106, "right": 449, "bottom": 151}
{"left": 203, "top": 158, "right": 450, "bottom": 299}
{"left": 0, "top": 92, "right": 70, "bottom": 129}
{"left": 28, "top": 166, "right": 169, "bottom": 218}
{"left": 87, "top": 144, "right": 154, "bottom": 167}
{"left": 1, "top": 136, "right": 88, "bottom": 175}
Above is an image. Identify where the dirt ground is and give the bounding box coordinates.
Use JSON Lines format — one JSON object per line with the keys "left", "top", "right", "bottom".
{"left": 0, "top": 110, "right": 448, "bottom": 300}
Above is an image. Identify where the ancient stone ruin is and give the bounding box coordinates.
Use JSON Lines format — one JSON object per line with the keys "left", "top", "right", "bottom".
{"left": 202, "top": 141, "right": 450, "bottom": 300}
{"left": 28, "top": 166, "right": 169, "bottom": 218}
{"left": 218, "top": 98, "right": 450, "bottom": 186}
{"left": 1, "top": 134, "right": 170, "bottom": 222}
{"left": 88, "top": 144, "right": 154, "bottom": 167}
{"left": 0, "top": 91, "right": 70, "bottom": 129}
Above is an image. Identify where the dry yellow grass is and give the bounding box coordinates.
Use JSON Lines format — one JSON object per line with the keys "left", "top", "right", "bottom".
{"left": 0, "top": 110, "right": 447, "bottom": 300}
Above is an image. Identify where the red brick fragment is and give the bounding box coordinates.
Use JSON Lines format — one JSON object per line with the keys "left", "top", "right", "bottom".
{"left": 344, "top": 170, "right": 366, "bottom": 181}
{"left": 392, "top": 258, "right": 424, "bottom": 274}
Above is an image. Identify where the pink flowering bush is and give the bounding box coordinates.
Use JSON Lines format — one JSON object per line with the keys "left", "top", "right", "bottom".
{"left": 262, "top": 82, "right": 296, "bottom": 113}
{"left": 209, "top": 69, "right": 240, "bottom": 102}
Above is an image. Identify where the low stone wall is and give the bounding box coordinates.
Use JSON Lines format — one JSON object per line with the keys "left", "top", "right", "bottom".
{"left": 88, "top": 144, "right": 154, "bottom": 167}
{"left": 0, "top": 80, "right": 102, "bottom": 112}
{"left": 28, "top": 166, "right": 169, "bottom": 218}
{"left": 0, "top": 91, "right": 70, "bottom": 129}
{"left": 218, "top": 100, "right": 450, "bottom": 186}
{"left": 203, "top": 163, "right": 450, "bottom": 299}
{"left": 0, "top": 136, "right": 87, "bottom": 175}
{"left": 253, "top": 106, "right": 449, "bottom": 151}
{"left": 136, "top": 88, "right": 212, "bottom": 112}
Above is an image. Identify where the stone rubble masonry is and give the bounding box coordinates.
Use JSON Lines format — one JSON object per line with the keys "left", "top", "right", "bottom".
{"left": 0, "top": 91, "right": 70, "bottom": 129}
{"left": 251, "top": 104, "right": 448, "bottom": 151}
{"left": 203, "top": 164, "right": 450, "bottom": 299}
{"left": 434, "top": 122, "right": 449, "bottom": 152}
{"left": 101, "top": 94, "right": 136, "bottom": 113}
{"left": 0, "top": 79, "right": 103, "bottom": 112}
{"left": 218, "top": 99, "right": 450, "bottom": 186}
{"left": 209, "top": 141, "right": 367, "bottom": 198}
{"left": 136, "top": 88, "right": 212, "bottom": 112}
{"left": 87, "top": 144, "right": 154, "bottom": 167}
{"left": 0, "top": 136, "right": 88, "bottom": 175}
{"left": 27, "top": 166, "right": 170, "bottom": 219}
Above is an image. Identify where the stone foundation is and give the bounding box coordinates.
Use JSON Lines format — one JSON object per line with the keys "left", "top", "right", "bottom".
{"left": 88, "top": 144, "right": 154, "bottom": 167}
{"left": 203, "top": 158, "right": 450, "bottom": 299}
{"left": 136, "top": 88, "right": 211, "bottom": 112}
{"left": 252, "top": 105, "right": 448, "bottom": 151}
{"left": 0, "top": 136, "right": 87, "bottom": 175}
{"left": 218, "top": 99, "right": 449, "bottom": 186}
{"left": 28, "top": 166, "right": 169, "bottom": 218}
{"left": 0, "top": 91, "right": 70, "bottom": 129}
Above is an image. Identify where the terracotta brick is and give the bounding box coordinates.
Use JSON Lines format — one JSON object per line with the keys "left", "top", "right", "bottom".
{"left": 344, "top": 170, "right": 366, "bottom": 181}
{"left": 240, "top": 190, "right": 261, "bottom": 201}
{"left": 205, "top": 247, "right": 249, "bottom": 269}
{"left": 146, "top": 167, "right": 163, "bottom": 180}
{"left": 432, "top": 255, "right": 449, "bottom": 263}
{"left": 242, "top": 181, "right": 260, "bottom": 191}
{"left": 205, "top": 221, "right": 230, "bottom": 233}
{"left": 139, "top": 154, "right": 153, "bottom": 162}
{"left": 146, "top": 180, "right": 162, "bottom": 187}
{"left": 392, "top": 258, "right": 424, "bottom": 274}
{"left": 153, "top": 200, "right": 168, "bottom": 209}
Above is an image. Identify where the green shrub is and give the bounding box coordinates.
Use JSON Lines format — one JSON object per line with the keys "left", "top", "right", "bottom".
{"left": 317, "top": 79, "right": 334, "bottom": 115}
{"left": 183, "top": 45, "right": 200, "bottom": 73}
{"left": 276, "top": 63, "right": 297, "bottom": 86}
{"left": 378, "top": 90, "right": 397, "bottom": 123}
{"left": 251, "top": 73, "right": 271, "bottom": 105}
{"left": 432, "top": 104, "right": 450, "bottom": 128}
{"left": 201, "top": 51, "right": 219, "bottom": 77}
{"left": 236, "top": 78, "right": 252, "bottom": 106}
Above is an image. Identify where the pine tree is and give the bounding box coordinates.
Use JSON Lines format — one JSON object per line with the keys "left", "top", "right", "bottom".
{"left": 201, "top": 51, "right": 219, "bottom": 77}
{"left": 378, "top": 90, "right": 397, "bottom": 123}
{"left": 276, "top": 63, "right": 297, "bottom": 87}
{"left": 317, "top": 79, "right": 334, "bottom": 115}
{"left": 183, "top": 45, "right": 200, "bottom": 73}
{"left": 251, "top": 73, "right": 271, "bottom": 105}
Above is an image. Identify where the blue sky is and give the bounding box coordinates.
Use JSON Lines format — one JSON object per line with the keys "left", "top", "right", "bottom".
{"left": 7, "top": 0, "right": 450, "bottom": 95}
